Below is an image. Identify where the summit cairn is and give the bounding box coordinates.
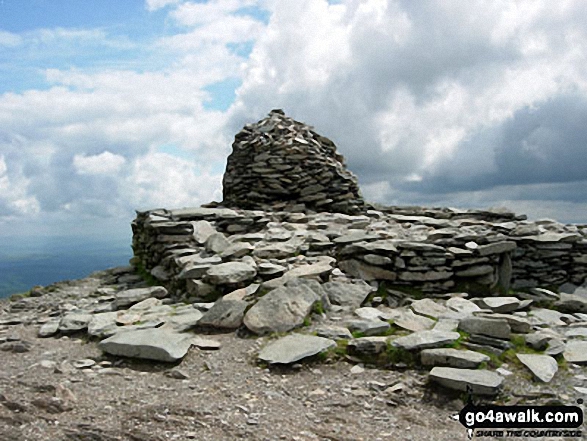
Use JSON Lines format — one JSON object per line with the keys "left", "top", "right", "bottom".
{"left": 222, "top": 109, "right": 365, "bottom": 214}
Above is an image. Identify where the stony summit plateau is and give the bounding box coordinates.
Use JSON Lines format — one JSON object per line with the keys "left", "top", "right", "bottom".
{"left": 1, "top": 110, "right": 587, "bottom": 440}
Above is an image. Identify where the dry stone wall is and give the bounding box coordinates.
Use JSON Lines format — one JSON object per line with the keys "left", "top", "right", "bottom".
{"left": 131, "top": 205, "right": 587, "bottom": 301}
{"left": 222, "top": 109, "right": 365, "bottom": 214}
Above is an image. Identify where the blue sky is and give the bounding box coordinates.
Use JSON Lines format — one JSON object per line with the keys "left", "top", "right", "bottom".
{"left": 0, "top": 0, "right": 586, "bottom": 247}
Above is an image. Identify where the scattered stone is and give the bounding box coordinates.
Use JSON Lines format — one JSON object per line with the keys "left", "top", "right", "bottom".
{"left": 198, "top": 298, "right": 248, "bottom": 329}
{"left": 346, "top": 319, "right": 391, "bottom": 336}
{"left": 554, "top": 293, "right": 587, "bottom": 313}
{"left": 258, "top": 334, "right": 336, "bottom": 364}
{"left": 315, "top": 325, "right": 353, "bottom": 340}
{"left": 347, "top": 336, "right": 388, "bottom": 355}
{"left": 190, "top": 336, "right": 221, "bottom": 350}
{"left": 322, "top": 280, "right": 374, "bottom": 309}
{"left": 244, "top": 278, "right": 321, "bottom": 334}
{"left": 516, "top": 354, "right": 558, "bottom": 383}
{"left": 59, "top": 312, "right": 93, "bottom": 333}
{"left": 429, "top": 367, "right": 504, "bottom": 395}
{"left": 476, "top": 297, "right": 521, "bottom": 313}
{"left": 410, "top": 298, "right": 451, "bottom": 319}
{"left": 99, "top": 328, "right": 192, "bottom": 362}
{"left": 205, "top": 262, "right": 257, "bottom": 285}
{"left": 394, "top": 309, "right": 436, "bottom": 332}
{"left": 420, "top": 348, "right": 489, "bottom": 368}
{"left": 391, "top": 331, "right": 460, "bottom": 351}
{"left": 563, "top": 341, "right": 587, "bottom": 364}
{"left": 115, "top": 286, "right": 168, "bottom": 309}
{"left": 458, "top": 317, "right": 511, "bottom": 339}
{"left": 38, "top": 319, "right": 61, "bottom": 337}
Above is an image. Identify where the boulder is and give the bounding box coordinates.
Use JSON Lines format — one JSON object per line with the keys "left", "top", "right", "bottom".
{"left": 258, "top": 334, "right": 336, "bottom": 364}
{"left": 429, "top": 367, "right": 504, "bottom": 395}
{"left": 244, "top": 279, "right": 321, "bottom": 334}
{"left": 98, "top": 328, "right": 192, "bottom": 362}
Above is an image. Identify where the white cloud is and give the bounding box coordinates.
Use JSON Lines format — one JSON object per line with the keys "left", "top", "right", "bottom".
{"left": 0, "top": 155, "right": 40, "bottom": 216}
{"left": 73, "top": 151, "right": 127, "bottom": 175}
{"left": 170, "top": 0, "right": 259, "bottom": 26}
{"left": 145, "top": 0, "right": 182, "bottom": 11}
{"left": 0, "top": 30, "right": 22, "bottom": 47}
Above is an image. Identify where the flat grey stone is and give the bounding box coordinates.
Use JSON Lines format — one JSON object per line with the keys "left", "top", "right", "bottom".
{"left": 205, "top": 232, "right": 230, "bottom": 254}
{"left": 346, "top": 319, "right": 390, "bottom": 336}
{"left": 458, "top": 317, "right": 510, "bottom": 339}
{"left": 477, "top": 297, "right": 521, "bottom": 313}
{"left": 322, "top": 280, "right": 374, "bottom": 309}
{"left": 59, "top": 312, "right": 93, "bottom": 333}
{"left": 420, "top": 348, "right": 489, "bottom": 368}
{"left": 198, "top": 298, "right": 248, "bottom": 329}
{"left": 433, "top": 318, "right": 460, "bottom": 332}
{"left": 115, "top": 286, "right": 168, "bottom": 309}
{"left": 87, "top": 312, "right": 119, "bottom": 338}
{"left": 564, "top": 341, "right": 587, "bottom": 364}
{"left": 391, "top": 331, "right": 460, "bottom": 351}
{"left": 99, "top": 328, "right": 191, "bottom": 362}
{"left": 38, "top": 319, "right": 61, "bottom": 337}
{"left": 554, "top": 293, "right": 587, "bottom": 313}
{"left": 339, "top": 259, "right": 397, "bottom": 281}
{"left": 475, "top": 313, "right": 532, "bottom": 333}
{"left": 476, "top": 241, "right": 516, "bottom": 256}
{"left": 565, "top": 327, "right": 587, "bottom": 338}
{"left": 347, "top": 336, "right": 389, "bottom": 355}
{"left": 516, "top": 354, "right": 558, "bottom": 382}
{"left": 244, "top": 279, "right": 321, "bottom": 334}
{"left": 163, "top": 307, "right": 203, "bottom": 332}
{"left": 220, "top": 242, "right": 254, "bottom": 259}
{"left": 394, "top": 309, "right": 436, "bottom": 332}
{"left": 410, "top": 298, "right": 451, "bottom": 319}
{"left": 528, "top": 288, "right": 560, "bottom": 301}
{"left": 205, "top": 262, "right": 257, "bottom": 285}
{"left": 354, "top": 307, "right": 385, "bottom": 321}
{"left": 446, "top": 297, "right": 481, "bottom": 317}
{"left": 258, "top": 334, "right": 335, "bottom": 364}
{"left": 315, "top": 325, "right": 353, "bottom": 340}
{"left": 529, "top": 308, "right": 566, "bottom": 327}
{"left": 191, "top": 220, "right": 216, "bottom": 245}
{"left": 429, "top": 367, "right": 504, "bottom": 395}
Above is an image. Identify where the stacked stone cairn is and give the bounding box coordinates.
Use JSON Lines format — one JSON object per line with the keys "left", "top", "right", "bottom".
{"left": 222, "top": 109, "right": 365, "bottom": 214}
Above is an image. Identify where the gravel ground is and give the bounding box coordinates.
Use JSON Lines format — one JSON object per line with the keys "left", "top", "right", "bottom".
{"left": 1, "top": 273, "right": 585, "bottom": 440}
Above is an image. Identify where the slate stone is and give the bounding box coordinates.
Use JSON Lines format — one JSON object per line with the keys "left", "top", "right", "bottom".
{"left": 420, "top": 348, "right": 490, "bottom": 368}
{"left": 205, "top": 262, "right": 257, "bottom": 285}
{"left": 554, "top": 293, "right": 587, "bottom": 313}
{"left": 314, "top": 325, "right": 353, "bottom": 340}
{"left": 391, "top": 331, "right": 460, "bottom": 351}
{"left": 244, "top": 279, "right": 320, "bottom": 334}
{"left": 474, "top": 313, "right": 531, "bottom": 333}
{"left": 99, "top": 328, "right": 192, "bottom": 362}
{"left": 205, "top": 232, "right": 230, "bottom": 254}
{"left": 322, "top": 280, "right": 374, "bottom": 309}
{"left": 429, "top": 367, "right": 504, "bottom": 395}
{"left": 446, "top": 297, "right": 481, "bottom": 316}
{"left": 347, "top": 336, "right": 389, "bottom": 355}
{"left": 476, "top": 297, "right": 521, "bottom": 313}
{"left": 346, "top": 319, "right": 390, "bottom": 336}
{"left": 191, "top": 220, "right": 216, "bottom": 245}
{"left": 339, "top": 259, "right": 397, "bottom": 281}
{"left": 563, "top": 341, "right": 587, "bottom": 364}
{"left": 394, "top": 309, "right": 436, "bottom": 332}
{"left": 38, "top": 319, "right": 61, "bottom": 337}
{"left": 114, "top": 286, "right": 168, "bottom": 309}
{"left": 87, "top": 312, "right": 118, "bottom": 338}
{"left": 410, "top": 298, "right": 451, "bottom": 319}
{"left": 59, "top": 312, "right": 93, "bottom": 333}
{"left": 258, "top": 334, "right": 336, "bottom": 364}
{"left": 516, "top": 354, "right": 558, "bottom": 382}
{"left": 458, "top": 317, "right": 511, "bottom": 339}
{"left": 198, "top": 298, "right": 248, "bottom": 329}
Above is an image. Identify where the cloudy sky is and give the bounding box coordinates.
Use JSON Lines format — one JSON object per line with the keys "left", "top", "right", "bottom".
{"left": 1, "top": 0, "right": 586, "bottom": 243}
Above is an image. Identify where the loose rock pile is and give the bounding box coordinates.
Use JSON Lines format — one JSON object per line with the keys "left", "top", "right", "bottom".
{"left": 222, "top": 109, "right": 365, "bottom": 214}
